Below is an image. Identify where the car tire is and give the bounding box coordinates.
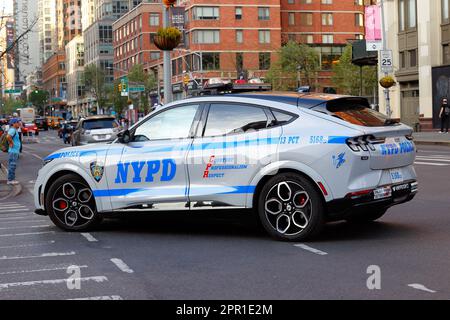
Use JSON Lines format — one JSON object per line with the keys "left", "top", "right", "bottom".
{"left": 258, "top": 173, "right": 325, "bottom": 241}
{"left": 45, "top": 174, "right": 102, "bottom": 231}
{"left": 345, "top": 209, "right": 388, "bottom": 224}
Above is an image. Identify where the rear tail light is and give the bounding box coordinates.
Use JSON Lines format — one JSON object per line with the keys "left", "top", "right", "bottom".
{"left": 346, "top": 135, "right": 385, "bottom": 152}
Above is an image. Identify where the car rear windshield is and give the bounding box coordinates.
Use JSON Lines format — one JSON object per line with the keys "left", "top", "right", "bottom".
{"left": 83, "top": 119, "right": 118, "bottom": 130}
{"left": 312, "top": 98, "right": 397, "bottom": 127}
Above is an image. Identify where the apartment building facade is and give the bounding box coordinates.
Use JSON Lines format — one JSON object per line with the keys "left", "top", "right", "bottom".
{"left": 379, "top": 0, "right": 450, "bottom": 130}
{"left": 65, "top": 35, "right": 85, "bottom": 115}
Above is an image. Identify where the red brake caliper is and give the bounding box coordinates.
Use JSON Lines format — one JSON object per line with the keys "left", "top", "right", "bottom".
{"left": 59, "top": 201, "right": 67, "bottom": 210}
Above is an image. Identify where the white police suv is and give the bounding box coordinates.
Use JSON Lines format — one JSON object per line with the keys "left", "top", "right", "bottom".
{"left": 34, "top": 93, "right": 418, "bottom": 241}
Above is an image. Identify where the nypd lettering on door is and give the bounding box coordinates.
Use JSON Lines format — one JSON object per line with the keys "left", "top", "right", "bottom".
{"left": 114, "top": 159, "right": 177, "bottom": 184}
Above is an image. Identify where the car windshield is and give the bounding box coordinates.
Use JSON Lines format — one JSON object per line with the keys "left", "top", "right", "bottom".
{"left": 313, "top": 98, "right": 397, "bottom": 127}
{"left": 83, "top": 119, "right": 117, "bottom": 130}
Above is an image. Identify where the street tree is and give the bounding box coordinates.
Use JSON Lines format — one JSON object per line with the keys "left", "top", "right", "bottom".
{"left": 267, "top": 41, "right": 320, "bottom": 91}
{"left": 29, "top": 90, "right": 49, "bottom": 115}
{"left": 332, "top": 44, "right": 378, "bottom": 96}
{"left": 82, "top": 64, "right": 109, "bottom": 112}
{"left": 1, "top": 98, "right": 24, "bottom": 116}
{"left": 128, "top": 64, "right": 157, "bottom": 113}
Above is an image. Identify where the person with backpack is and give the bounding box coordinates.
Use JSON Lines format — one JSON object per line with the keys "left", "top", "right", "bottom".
{"left": 5, "top": 118, "right": 22, "bottom": 185}
{"left": 439, "top": 98, "right": 450, "bottom": 133}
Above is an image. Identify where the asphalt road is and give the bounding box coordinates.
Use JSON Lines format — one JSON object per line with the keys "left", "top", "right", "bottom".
{"left": 0, "top": 130, "right": 449, "bottom": 300}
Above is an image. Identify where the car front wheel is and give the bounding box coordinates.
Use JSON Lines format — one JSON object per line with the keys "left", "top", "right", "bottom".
{"left": 45, "top": 174, "right": 102, "bottom": 231}
{"left": 258, "top": 173, "right": 325, "bottom": 241}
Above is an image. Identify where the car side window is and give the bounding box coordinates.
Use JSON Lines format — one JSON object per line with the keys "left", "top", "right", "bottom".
{"left": 204, "top": 104, "right": 269, "bottom": 137}
{"left": 133, "top": 105, "right": 200, "bottom": 142}
{"left": 270, "top": 109, "right": 298, "bottom": 125}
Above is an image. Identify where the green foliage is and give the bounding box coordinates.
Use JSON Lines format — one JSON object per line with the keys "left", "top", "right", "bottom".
{"left": 1, "top": 98, "right": 24, "bottom": 116}
{"left": 128, "top": 64, "right": 157, "bottom": 113}
{"left": 332, "top": 44, "right": 378, "bottom": 96}
{"left": 29, "top": 90, "right": 49, "bottom": 108}
{"left": 267, "top": 41, "right": 320, "bottom": 91}
{"left": 82, "top": 64, "right": 108, "bottom": 109}
{"left": 157, "top": 27, "right": 182, "bottom": 42}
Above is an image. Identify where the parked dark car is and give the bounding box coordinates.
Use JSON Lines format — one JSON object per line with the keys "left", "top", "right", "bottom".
{"left": 35, "top": 118, "right": 49, "bottom": 131}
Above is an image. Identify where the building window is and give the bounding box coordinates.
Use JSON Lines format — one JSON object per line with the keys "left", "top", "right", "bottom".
{"left": 315, "top": 46, "right": 343, "bottom": 70}
{"left": 443, "top": 0, "right": 450, "bottom": 23}
{"left": 399, "top": 0, "right": 417, "bottom": 31}
{"left": 321, "top": 13, "right": 333, "bottom": 26}
{"left": 235, "top": 7, "right": 242, "bottom": 20}
{"left": 301, "top": 13, "right": 313, "bottom": 26}
{"left": 202, "top": 52, "right": 220, "bottom": 70}
{"left": 193, "top": 6, "right": 219, "bottom": 20}
{"left": 303, "top": 34, "right": 314, "bottom": 44}
{"left": 150, "top": 13, "right": 160, "bottom": 26}
{"left": 259, "top": 53, "right": 271, "bottom": 70}
{"left": 259, "top": 30, "right": 271, "bottom": 44}
{"left": 258, "top": 7, "right": 270, "bottom": 20}
{"left": 192, "top": 30, "right": 220, "bottom": 44}
{"left": 301, "top": 0, "right": 312, "bottom": 3}
{"left": 355, "top": 13, "right": 364, "bottom": 27}
{"left": 150, "top": 51, "right": 160, "bottom": 60}
{"left": 236, "top": 30, "right": 243, "bottom": 43}
{"left": 409, "top": 49, "right": 417, "bottom": 67}
{"left": 289, "top": 13, "right": 295, "bottom": 26}
{"left": 444, "top": 44, "right": 450, "bottom": 64}
{"left": 322, "top": 34, "right": 334, "bottom": 44}
{"left": 321, "top": 0, "right": 332, "bottom": 4}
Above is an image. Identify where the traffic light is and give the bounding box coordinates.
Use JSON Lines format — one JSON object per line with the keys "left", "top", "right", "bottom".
{"left": 118, "top": 83, "right": 122, "bottom": 92}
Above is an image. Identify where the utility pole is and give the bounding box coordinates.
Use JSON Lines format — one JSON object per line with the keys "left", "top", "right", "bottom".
{"left": 380, "top": 0, "right": 391, "bottom": 119}
{"left": 162, "top": 5, "right": 173, "bottom": 104}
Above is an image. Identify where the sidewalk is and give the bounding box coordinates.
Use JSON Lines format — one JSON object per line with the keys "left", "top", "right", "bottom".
{"left": 0, "top": 162, "right": 22, "bottom": 200}
{"left": 413, "top": 132, "right": 450, "bottom": 146}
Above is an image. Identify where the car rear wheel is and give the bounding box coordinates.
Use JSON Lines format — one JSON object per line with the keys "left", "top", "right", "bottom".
{"left": 45, "top": 174, "right": 102, "bottom": 231}
{"left": 258, "top": 173, "right": 325, "bottom": 241}
{"left": 345, "top": 208, "right": 388, "bottom": 224}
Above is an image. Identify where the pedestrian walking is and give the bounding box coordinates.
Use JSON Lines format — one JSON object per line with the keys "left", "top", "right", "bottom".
{"left": 6, "top": 118, "right": 22, "bottom": 185}
{"left": 440, "top": 98, "right": 450, "bottom": 133}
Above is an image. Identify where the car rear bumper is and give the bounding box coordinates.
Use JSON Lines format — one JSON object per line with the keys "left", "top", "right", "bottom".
{"left": 326, "top": 180, "right": 418, "bottom": 221}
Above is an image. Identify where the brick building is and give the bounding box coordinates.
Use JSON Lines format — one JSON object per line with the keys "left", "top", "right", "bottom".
{"left": 113, "top": 0, "right": 371, "bottom": 101}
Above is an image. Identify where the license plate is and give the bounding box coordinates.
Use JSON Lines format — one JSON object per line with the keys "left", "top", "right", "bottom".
{"left": 389, "top": 169, "right": 404, "bottom": 183}
{"left": 95, "top": 135, "right": 106, "bottom": 140}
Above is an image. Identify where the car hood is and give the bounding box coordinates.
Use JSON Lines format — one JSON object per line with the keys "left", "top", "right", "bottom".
{"left": 44, "top": 143, "right": 114, "bottom": 161}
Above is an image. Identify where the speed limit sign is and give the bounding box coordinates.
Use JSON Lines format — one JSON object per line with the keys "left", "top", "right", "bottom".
{"left": 380, "top": 50, "right": 393, "bottom": 74}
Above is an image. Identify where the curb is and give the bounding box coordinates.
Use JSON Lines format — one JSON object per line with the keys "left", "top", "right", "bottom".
{"left": 0, "top": 163, "right": 22, "bottom": 201}
{"left": 414, "top": 140, "right": 450, "bottom": 147}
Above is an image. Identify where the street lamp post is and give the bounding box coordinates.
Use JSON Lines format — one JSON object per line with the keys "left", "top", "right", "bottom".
{"left": 162, "top": 4, "right": 173, "bottom": 104}
{"left": 380, "top": 0, "right": 392, "bottom": 119}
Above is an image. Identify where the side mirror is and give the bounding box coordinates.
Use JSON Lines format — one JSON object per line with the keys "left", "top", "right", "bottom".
{"left": 118, "top": 129, "right": 132, "bottom": 144}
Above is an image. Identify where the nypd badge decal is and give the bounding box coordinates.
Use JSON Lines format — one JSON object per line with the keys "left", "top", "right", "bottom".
{"left": 90, "top": 161, "right": 104, "bottom": 182}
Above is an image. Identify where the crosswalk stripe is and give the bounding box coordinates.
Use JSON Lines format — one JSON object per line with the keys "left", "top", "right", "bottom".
{"left": 68, "top": 295, "right": 123, "bottom": 300}
{"left": 0, "top": 251, "right": 76, "bottom": 260}
{"left": 416, "top": 157, "right": 450, "bottom": 162}
{"left": 0, "top": 276, "right": 108, "bottom": 290}
{"left": 415, "top": 161, "right": 449, "bottom": 166}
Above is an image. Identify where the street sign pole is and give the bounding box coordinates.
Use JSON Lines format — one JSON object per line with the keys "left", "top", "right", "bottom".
{"left": 163, "top": 4, "right": 173, "bottom": 104}
{"left": 380, "top": 0, "right": 392, "bottom": 119}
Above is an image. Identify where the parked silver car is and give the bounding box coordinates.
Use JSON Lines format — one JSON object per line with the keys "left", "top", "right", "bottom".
{"left": 71, "top": 116, "right": 121, "bottom": 146}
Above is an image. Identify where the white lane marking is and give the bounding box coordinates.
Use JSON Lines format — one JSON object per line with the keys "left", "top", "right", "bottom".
{"left": 0, "top": 209, "right": 33, "bottom": 213}
{"left": 0, "top": 276, "right": 108, "bottom": 290}
{"left": 0, "top": 251, "right": 76, "bottom": 260}
{"left": 414, "top": 161, "right": 449, "bottom": 166}
{"left": 110, "top": 258, "right": 134, "bottom": 274}
{"left": 0, "top": 205, "right": 28, "bottom": 209}
{"left": 0, "top": 225, "right": 50, "bottom": 230}
{"left": 0, "top": 216, "right": 37, "bottom": 221}
{"left": 81, "top": 233, "right": 98, "bottom": 242}
{"left": 408, "top": 283, "right": 437, "bottom": 293}
{"left": 0, "top": 241, "right": 55, "bottom": 249}
{"left": 69, "top": 295, "right": 123, "bottom": 301}
{"left": 0, "top": 220, "right": 49, "bottom": 225}
{"left": 416, "top": 157, "right": 450, "bottom": 162}
{"left": 294, "top": 244, "right": 328, "bottom": 256}
{"left": 0, "top": 231, "right": 55, "bottom": 237}
{"left": 0, "top": 265, "right": 87, "bottom": 276}
{"left": 22, "top": 150, "right": 43, "bottom": 161}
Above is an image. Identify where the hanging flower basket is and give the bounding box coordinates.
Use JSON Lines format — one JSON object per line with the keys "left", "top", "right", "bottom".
{"left": 379, "top": 76, "right": 396, "bottom": 89}
{"left": 163, "top": 0, "right": 177, "bottom": 8}
{"left": 153, "top": 27, "right": 182, "bottom": 51}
